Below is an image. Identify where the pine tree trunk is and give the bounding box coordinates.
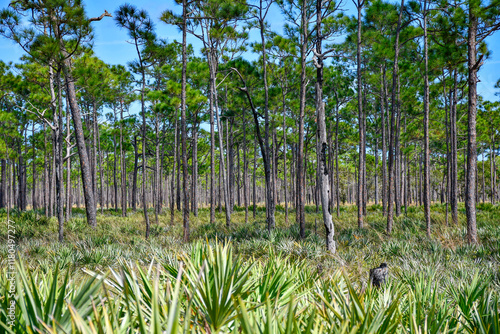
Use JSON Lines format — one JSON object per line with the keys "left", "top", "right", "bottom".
{"left": 192, "top": 112, "right": 198, "bottom": 217}
{"left": 243, "top": 111, "right": 249, "bottom": 224}
{"left": 181, "top": 0, "right": 190, "bottom": 241}
{"left": 0, "top": 159, "right": 5, "bottom": 209}
{"left": 466, "top": 7, "right": 478, "bottom": 244}
{"left": 450, "top": 70, "right": 459, "bottom": 225}
{"left": 55, "top": 69, "right": 65, "bottom": 241}
{"left": 423, "top": 2, "right": 431, "bottom": 236}
{"left": 282, "top": 102, "right": 289, "bottom": 224}
{"left": 63, "top": 58, "right": 96, "bottom": 227}
{"left": 253, "top": 135, "right": 257, "bottom": 218}
{"left": 120, "top": 101, "right": 127, "bottom": 217}
{"left": 387, "top": 0, "right": 404, "bottom": 234}
{"left": 335, "top": 100, "right": 340, "bottom": 217}
{"left": 32, "top": 122, "right": 37, "bottom": 211}
{"left": 375, "top": 136, "right": 379, "bottom": 205}
{"left": 132, "top": 136, "right": 139, "bottom": 212}
{"left": 316, "top": 0, "right": 335, "bottom": 252}
{"left": 357, "top": 4, "right": 365, "bottom": 228}
{"left": 171, "top": 116, "right": 178, "bottom": 225}
{"left": 96, "top": 112, "right": 105, "bottom": 215}
{"left": 297, "top": 0, "right": 308, "bottom": 238}
{"left": 395, "top": 74, "right": 402, "bottom": 218}
{"left": 213, "top": 72, "right": 231, "bottom": 226}
{"left": 259, "top": 13, "right": 276, "bottom": 231}
{"left": 65, "top": 97, "right": 72, "bottom": 219}
{"left": 154, "top": 112, "right": 160, "bottom": 224}
{"left": 381, "top": 66, "right": 388, "bottom": 216}
{"left": 209, "top": 59, "right": 216, "bottom": 224}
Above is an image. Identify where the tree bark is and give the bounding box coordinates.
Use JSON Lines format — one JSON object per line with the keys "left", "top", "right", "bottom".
{"left": 297, "top": 0, "right": 308, "bottom": 238}
{"left": 450, "top": 70, "right": 459, "bottom": 225}
{"left": 386, "top": 0, "right": 404, "bottom": 234}
{"left": 381, "top": 65, "right": 388, "bottom": 216}
{"left": 181, "top": 0, "right": 190, "bottom": 241}
{"left": 243, "top": 111, "right": 249, "bottom": 224}
{"left": 282, "top": 100, "right": 289, "bottom": 224}
{"left": 316, "top": 0, "right": 335, "bottom": 252}
{"left": 423, "top": 2, "right": 431, "bottom": 236}
{"left": 258, "top": 5, "right": 276, "bottom": 231}
{"left": 356, "top": 0, "right": 365, "bottom": 229}
{"left": 466, "top": 6, "right": 478, "bottom": 244}
{"left": 120, "top": 101, "right": 127, "bottom": 217}
{"left": 62, "top": 57, "right": 96, "bottom": 227}
{"left": 171, "top": 115, "right": 178, "bottom": 225}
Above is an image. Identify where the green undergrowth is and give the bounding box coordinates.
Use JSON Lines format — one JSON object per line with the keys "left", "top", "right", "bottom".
{"left": 0, "top": 204, "right": 499, "bottom": 332}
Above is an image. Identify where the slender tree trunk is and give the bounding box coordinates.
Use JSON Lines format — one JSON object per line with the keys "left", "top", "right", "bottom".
{"left": 171, "top": 116, "right": 178, "bottom": 225}
{"left": 450, "top": 70, "right": 459, "bottom": 224}
{"left": 253, "top": 135, "right": 257, "bottom": 218}
{"left": 120, "top": 101, "right": 127, "bottom": 217}
{"left": 113, "top": 134, "right": 118, "bottom": 212}
{"left": 395, "top": 74, "right": 402, "bottom": 217}
{"left": 375, "top": 136, "right": 379, "bottom": 205}
{"left": 444, "top": 73, "right": 450, "bottom": 225}
{"left": 243, "top": 111, "right": 249, "bottom": 224}
{"left": 466, "top": 7, "right": 478, "bottom": 244}
{"left": 356, "top": 0, "right": 365, "bottom": 229}
{"left": 92, "top": 102, "right": 98, "bottom": 209}
{"left": 258, "top": 7, "right": 276, "bottom": 231}
{"left": 213, "top": 72, "right": 231, "bottom": 226}
{"left": 297, "top": 0, "right": 308, "bottom": 238}
{"left": 209, "top": 57, "right": 216, "bottom": 225}
{"left": 154, "top": 112, "right": 160, "bottom": 224}
{"left": 176, "top": 132, "right": 181, "bottom": 211}
{"left": 55, "top": 69, "right": 64, "bottom": 241}
{"left": 0, "top": 159, "right": 5, "bottom": 209}
{"left": 181, "top": 0, "right": 190, "bottom": 241}
{"left": 62, "top": 58, "right": 96, "bottom": 227}
{"left": 96, "top": 111, "right": 105, "bottom": 215}
{"left": 192, "top": 113, "right": 198, "bottom": 217}
{"left": 387, "top": 0, "right": 404, "bottom": 234}
{"left": 482, "top": 149, "right": 485, "bottom": 203}
{"left": 64, "top": 96, "right": 72, "bottom": 219}
{"left": 282, "top": 100, "right": 289, "bottom": 224}
{"left": 132, "top": 136, "right": 139, "bottom": 212}
{"left": 32, "top": 122, "right": 37, "bottom": 211}
{"left": 490, "top": 141, "right": 495, "bottom": 204}
{"left": 381, "top": 66, "right": 388, "bottom": 215}
{"left": 423, "top": 3, "right": 431, "bottom": 236}
{"left": 316, "top": 0, "right": 335, "bottom": 252}
{"left": 335, "top": 101, "right": 340, "bottom": 217}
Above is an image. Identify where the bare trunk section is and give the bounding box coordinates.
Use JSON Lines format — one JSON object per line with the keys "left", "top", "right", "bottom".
{"left": 258, "top": 4, "right": 276, "bottom": 231}
{"left": 316, "top": 0, "right": 335, "bottom": 252}
{"left": 386, "top": 0, "right": 404, "bottom": 234}
{"left": 171, "top": 115, "right": 178, "bottom": 225}
{"left": 63, "top": 57, "right": 96, "bottom": 227}
{"left": 181, "top": 0, "right": 190, "bottom": 241}
{"left": 120, "top": 101, "right": 127, "bottom": 217}
{"left": 466, "top": 7, "right": 478, "bottom": 244}
{"left": 381, "top": 65, "right": 388, "bottom": 216}
{"left": 450, "top": 70, "right": 459, "bottom": 225}
{"left": 423, "top": 2, "right": 431, "bottom": 237}
{"left": 355, "top": 0, "right": 365, "bottom": 229}
{"left": 297, "top": 0, "right": 308, "bottom": 238}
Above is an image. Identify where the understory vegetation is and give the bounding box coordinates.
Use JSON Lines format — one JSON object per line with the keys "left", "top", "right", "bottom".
{"left": 1, "top": 205, "right": 499, "bottom": 333}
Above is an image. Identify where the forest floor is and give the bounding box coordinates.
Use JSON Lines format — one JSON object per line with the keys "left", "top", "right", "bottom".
{"left": 1, "top": 204, "right": 500, "bottom": 332}
{"left": 1, "top": 203, "right": 499, "bottom": 287}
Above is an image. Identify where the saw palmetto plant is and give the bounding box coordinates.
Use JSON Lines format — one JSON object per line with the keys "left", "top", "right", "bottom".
{"left": 1, "top": 239, "right": 499, "bottom": 333}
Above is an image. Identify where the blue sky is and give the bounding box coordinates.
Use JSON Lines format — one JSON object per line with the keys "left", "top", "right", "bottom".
{"left": 0, "top": 0, "right": 499, "bottom": 102}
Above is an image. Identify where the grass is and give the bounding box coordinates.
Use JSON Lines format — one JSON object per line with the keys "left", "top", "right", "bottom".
{"left": 0, "top": 204, "right": 499, "bottom": 332}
